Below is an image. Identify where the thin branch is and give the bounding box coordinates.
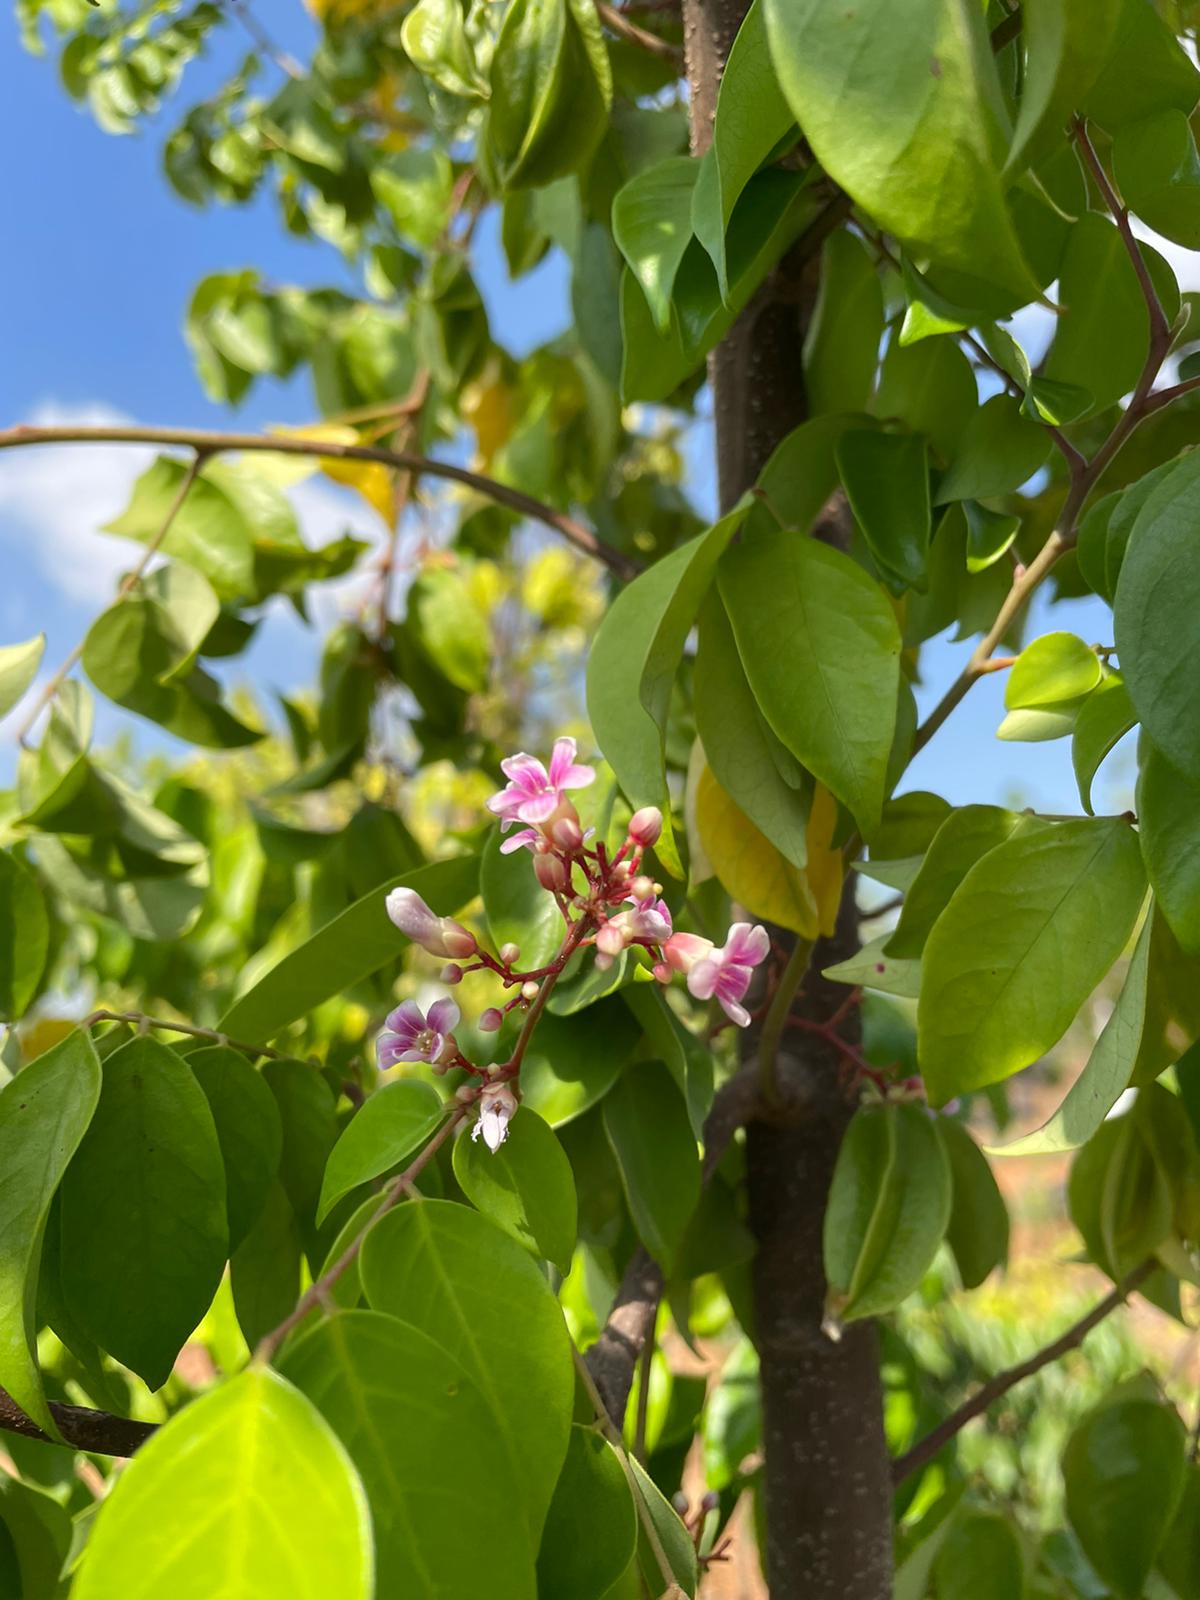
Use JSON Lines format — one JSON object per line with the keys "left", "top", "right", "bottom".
{"left": 376, "top": 371, "right": 430, "bottom": 639}
{"left": 1142, "top": 372, "right": 1200, "bottom": 416}
{"left": 595, "top": 0, "right": 683, "bottom": 64}
{"left": 14, "top": 450, "right": 207, "bottom": 746}
{"left": 633, "top": 1303, "right": 657, "bottom": 1464}
{"left": 0, "top": 1386, "right": 156, "bottom": 1459}
{"left": 82, "top": 1008, "right": 286, "bottom": 1061}
{"left": 989, "top": 4, "right": 1022, "bottom": 52}
{"left": 254, "top": 1110, "right": 466, "bottom": 1364}
{"left": 1073, "top": 119, "right": 1171, "bottom": 354}
{"left": 892, "top": 1258, "right": 1155, "bottom": 1484}
{"left": 583, "top": 1246, "right": 665, "bottom": 1430}
{"left": 757, "top": 937, "right": 814, "bottom": 1103}
{"left": 221, "top": 0, "right": 304, "bottom": 78}
{"left": 0, "top": 425, "right": 640, "bottom": 582}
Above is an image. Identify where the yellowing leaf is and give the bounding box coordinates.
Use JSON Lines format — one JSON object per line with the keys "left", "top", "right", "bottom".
{"left": 268, "top": 424, "right": 396, "bottom": 524}
{"left": 695, "top": 762, "right": 820, "bottom": 936}
{"left": 464, "top": 374, "right": 517, "bottom": 464}
{"left": 805, "top": 784, "right": 844, "bottom": 939}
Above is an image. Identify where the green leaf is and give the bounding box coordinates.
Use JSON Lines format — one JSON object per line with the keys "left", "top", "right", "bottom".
{"left": 401, "top": 0, "right": 489, "bottom": 99}
{"left": 188, "top": 1045, "right": 282, "bottom": 1251}
{"left": 962, "top": 501, "right": 1019, "bottom": 574}
{"left": 836, "top": 428, "right": 930, "bottom": 591}
{"left": 694, "top": 592, "right": 810, "bottom": 872}
{"left": 1045, "top": 212, "right": 1179, "bottom": 414}
{"left": 316, "top": 1079, "right": 444, "bottom": 1226}
{"left": 990, "top": 907, "right": 1152, "bottom": 1157}
{"left": 453, "top": 1105, "right": 577, "bottom": 1272}
{"left": 60, "top": 1037, "right": 228, "bottom": 1389}
{"left": 608, "top": 1456, "right": 698, "bottom": 1597}
{"left": 1114, "top": 108, "right": 1200, "bottom": 249}
{"left": 0, "top": 851, "right": 48, "bottom": 1021}
{"left": 822, "top": 1103, "right": 952, "bottom": 1329}
{"left": 602, "top": 1061, "right": 700, "bottom": 1272}
{"left": 586, "top": 505, "right": 748, "bottom": 875}
{"left": 519, "top": 1000, "right": 640, "bottom": 1126}
{"left": 0, "top": 635, "right": 44, "bottom": 720}
{"left": 887, "top": 807, "right": 1034, "bottom": 959}
{"left": 408, "top": 567, "right": 491, "bottom": 694}
{"left": 718, "top": 525, "right": 901, "bottom": 832}
{"left": 361, "top": 1200, "right": 573, "bottom": 1542}
{"left": 262, "top": 1060, "right": 339, "bottom": 1258}
{"left": 934, "top": 1508, "right": 1027, "bottom": 1600}
{"left": 537, "top": 1425, "right": 637, "bottom": 1600}
{"left": 1063, "top": 1398, "right": 1186, "bottom": 1599}
{"left": 937, "top": 1119, "right": 1009, "bottom": 1289}
{"left": 482, "top": 822, "right": 562, "bottom": 970}
{"left": 1073, "top": 674, "right": 1138, "bottom": 814}
{"left": 611, "top": 157, "right": 699, "bottom": 334}
{"left": 876, "top": 332, "right": 978, "bottom": 463}
{"left": 996, "top": 703, "right": 1084, "bottom": 744}
{"left": 1069, "top": 1110, "right": 1173, "bottom": 1279}
{"left": 1114, "top": 451, "right": 1200, "bottom": 787}
{"left": 804, "top": 232, "right": 885, "bottom": 418}
{"left": 1137, "top": 737, "right": 1200, "bottom": 954}
{"left": 762, "top": 0, "right": 1035, "bottom": 306}
{"left": 933, "top": 394, "right": 1052, "bottom": 504}
{"left": 756, "top": 412, "right": 864, "bottom": 534}
{"left": 918, "top": 818, "right": 1146, "bottom": 1104}
{"left": 486, "top": 0, "right": 612, "bottom": 191}
{"left": 1158, "top": 1463, "right": 1200, "bottom": 1600}
{"left": 1006, "top": 632, "right": 1102, "bottom": 710}
{"left": 72, "top": 1368, "right": 373, "bottom": 1600}
{"left": 1007, "top": 0, "right": 1122, "bottom": 171}
{"left": 1083, "top": 0, "right": 1200, "bottom": 132}
{"left": 282, "top": 1310, "right": 537, "bottom": 1599}
{"left": 824, "top": 931, "right": 921, "bottom": 999}
{"left": 0, "top": 1475, "right": 71, "bottom": 1600}
{"left": 0, "top": 1030, "right": 101, "bottom": 1439}
{"left": 219, "top": 856, "right": 480, "bottom": 1044}
{"left": 690, "top": 0, "right": 794, "bottom": 294}
{"left": 230, "top": 1180, "right": 303, "bottom": 1349}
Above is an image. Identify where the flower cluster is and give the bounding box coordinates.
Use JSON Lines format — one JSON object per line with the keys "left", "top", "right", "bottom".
{"left": 379, "top": 737, "right": 768, "bottom": 1150}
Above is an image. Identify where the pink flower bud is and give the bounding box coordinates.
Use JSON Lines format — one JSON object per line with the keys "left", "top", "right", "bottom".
{"left": 499, "top": 942, "right": 521, "bottom": 967}
{"left": 594, "top": 951, "right": 614, "bottom": 972}
{"left": 455, "top": 1085, "right": 476, "bottom": 1104}
{"left": 549, "top": 812, "right": 584, "bottom": 852}
{"left": 628, "top": 806, "right": 663, "bottom": 848}
{"left": 534, "top": 854, "right": 568, "bottom": 893}
{"left": 595, "top": 921, "right": 626, "bottom": 956}
{"left": 653, "top": 961, "right": 671, "bottom": 984}
{"left": 630, "top": 875, "right": 656, "bottom": 901}
{"left": 520, "top": 980, "right": 540, "bottom": 1001}
{"left": 439, "top": 920, "right": 479, "bottom": 960}
{"left": 386, "top": 887, "right": 478, "bottom": 959}
{"left": 479, "top": 1007, "right": 504, "bottom": 1032}
{"left": 440, "top": 963, "right": 464, "bottom": 984}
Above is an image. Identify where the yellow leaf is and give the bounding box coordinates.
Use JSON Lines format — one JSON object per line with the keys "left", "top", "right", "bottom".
{"left": 269, "top": 424, "right": 396, "bottom": 525}
{"left": 463, "top": 373, "right": 516, "bottom": 465}
{"left": 695, "top": 763, "right": 820, "bottom": 937}
{"left": 805, "top": 783, "right": 845, "bottom": 939}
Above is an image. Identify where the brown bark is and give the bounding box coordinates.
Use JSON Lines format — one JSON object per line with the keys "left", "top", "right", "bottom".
{"left": 680, "top": 1, "right": 894, "bottom": 1591}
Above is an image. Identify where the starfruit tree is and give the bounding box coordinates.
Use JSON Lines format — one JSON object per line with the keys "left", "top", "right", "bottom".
{"left": 5, "top": 0, "right": 1200, "bottom": 1595}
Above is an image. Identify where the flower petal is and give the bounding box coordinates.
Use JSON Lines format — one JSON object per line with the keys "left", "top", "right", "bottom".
{"left": 547, "top": 737, "right": 578, "bottom": 787}
{"left": 427, "top": 997, "right": 460, "bottom": 1036}
{"left": 499, "top": 828, "right": 539, "bottom": 855}
{"left": 686, "top": 957, "right": 720, "bottom": 1001}
{"left": 515, "top": 789, "right": 560, "bottom": 824}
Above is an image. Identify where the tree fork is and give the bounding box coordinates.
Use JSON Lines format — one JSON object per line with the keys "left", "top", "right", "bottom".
{"left": 680, "top": 1, "right": 894, "bottom": 1591}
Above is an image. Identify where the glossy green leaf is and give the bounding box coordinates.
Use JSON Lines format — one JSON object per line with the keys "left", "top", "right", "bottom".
{"left": 934, "top": 394, "right": 1052, "bottom": 504}
{"left": 60, "top": 1036, "right": 228, "bottom": 1388}
{"left": 317, "top": 1079, "right": 444, "bottom": 1225}
{"left": 486, "top": 0, "right": 611, "bottom": 191}
{"left": 1063, "top": 1398, "right": 1186, "bottom": 1599}
{"left": 262, "top": 1060, "right": 339, "bottom": 1256}
{"left": 0, "top": 634, "right": 44, "bottom": 719}
{"left": 934, "top": 1508, "right": 1026, "bottom": 1600}
{"left": 996, "top": 703, "right": 1084, "bottom": 744}
{"left": 1005, "top": 632, "right": 1102, "bottom": 710}
{"left": 824, "top": 931, "right": 921, "bottom": 1000}
{"left": 587, "top": 505, "right": 747, "bottom": 875}
{"left": 602, "top": 1061, "right": 700, "bottom": 1272}
{"left": 1157, "top": 1463, "right": 1200, "bottom": 1599}
{"left": 804, "top": 232, "right": 885, "bottom": 419}
{"left": 992, "top": 908, "right": 1152, "bottom": 1157}
{"left": 408, "top": 567, "right": 490, "bottom": 694}
{"left": 72, "top": 1367, "right": 373, "bottom": 1600}
{"left": 719, "top": 526, "right": 901, "bottom": 832}
{"left": 0, "top": 1474, "right": 71, "bottom": 1600}
{"left": 453, "top": 1105, "right": 577, "bottom": 1272}
{"left": 836, "top": 428, "right": 929, "bottom": 592}
{"left": 1069, "top": 1110, "right": 1173, "bottom": 1279}
{"left": 0, "top": 1030, "right": 101, "bottom": 1438}
{"left": 1137, "top": 737, "right": 1200, "bottom": 954}
{"left": 1045, "top": 213, "right": 1179, "bottom": 413}
{"left": 611, "top": 157, "right": 698, "bottom": 334}
{"left": 963, "top": 500, "right": 1019, "bottom": 574}
{"left": 230, "top": 1179, "right": 303, "bottom": 1350}
{"left": 694, "top": 592, "right": 810, "bottom": 872}
{"left": 1073, "top": 675, "right": 1137, "bottom": 813}
{"left": 822, "top": 1102, "right": 952, "bottom": 1329}
{"left": 762, "top": 0, "right": 1035, "bottom": 305}
{"left": 918, "top": 818, "right": 1146, "bottom": 1104}
{"left": 1115, "top": 451, "right": 1200, "bottom": 786}
{"left": 876, "top": 331, "right": 978, "bottom": 462}
{"left": 188, "top": 1045, "right": 283, "bottom": 1251}
{"left": 537, "top": 1425, "right": 637, "bottom": 1600}
{"left": 1083, "top": 0, "right": 1200, "bottom": 131}
{"left": 937, "top": 1119, "right": 1009, "bottom": 1289}
{"left": 361, "top": 1200, "right": 574, "bottom": 1542}
{"left": 481, "top": 821, "right": 562, "bottom": 969}
{"left": 0, "top": 851, "right": 48, "bottom": 1022}
{"left": 601, "top": 1456, "right": 698, "bottom": 1598}
{"left": 1007, "top": 0, "right": 1122, "bottom": 170}
{"left": 400, "top": 0, "right": 488, "bottom": 99}
{"left": 218, "top": 855, "right": 480, "bottom": 1044}
{"left": 1114, "top": 108, "right": 1200, "bottom": 248}
{"left": 282, "top": 1310, "right": 536, "bottom": 1599}
{"left": 888, "top": 807, "right": 1032, "bottom": 959}
{"left": 519, "top": 1000, "right": 640, "bottom": 1126}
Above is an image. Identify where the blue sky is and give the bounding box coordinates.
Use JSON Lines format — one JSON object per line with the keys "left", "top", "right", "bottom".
{"left": 0, "top": 3, "right": 1135, "bottom": 816}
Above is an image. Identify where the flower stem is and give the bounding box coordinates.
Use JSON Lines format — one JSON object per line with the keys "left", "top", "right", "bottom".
{"left": 757, "top": 937, "right": 815, "bottom": 1103}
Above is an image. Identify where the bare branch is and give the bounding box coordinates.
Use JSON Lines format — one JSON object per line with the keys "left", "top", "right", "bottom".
{"left": 583, "top": 1246, "right": 664, "bottom": 1430}
{"left": 0, "top": 1386, "right": 156, "bottom": 1459}
{"left": 82, "top": 1008, "right": 286, "bottom": 1061}
{"left": 595, "top": 1, "right": 683, "bottom": 63}
{"left": 892, "top": 1258, "right": 1155, "bottom": 1484}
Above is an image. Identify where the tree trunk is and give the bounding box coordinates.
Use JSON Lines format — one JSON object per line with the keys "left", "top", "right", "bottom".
{"left": 680, "top": 3, "right": 895, "bottom": 1592}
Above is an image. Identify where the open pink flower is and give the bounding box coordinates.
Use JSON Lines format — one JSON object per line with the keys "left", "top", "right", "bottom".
{"left": 686, "top": 923, "right": 770, "bottom": 1028}
{"left": 378, "top": 998, "right": 460, "bottom": 1068}
{"left": 610, "top": 894, "right": 673, "bottom": 948}
{"left": 487, "top": 738, "right": 595, "bottom": 834}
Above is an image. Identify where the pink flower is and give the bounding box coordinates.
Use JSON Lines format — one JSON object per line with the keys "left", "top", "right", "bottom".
{"left": 379, "top": 998, "right": 460, "bottom": 1068}
{"left": 386, "top": 888, "right": 477, "bottom": 959}
{"left": 662, "top": 931, "right": 714, "bottom": 975}
{"left": 472, "top": 1082, "right": 518, "bottom": 1152}
{"left": 686, "top": 923, "right": 770, "bottom": 1028}
{"left": 487, "top": 738, "right": 595, "bottom": 832}
{"left": 609, "top": 894, "right": 673, "bottom": 948}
